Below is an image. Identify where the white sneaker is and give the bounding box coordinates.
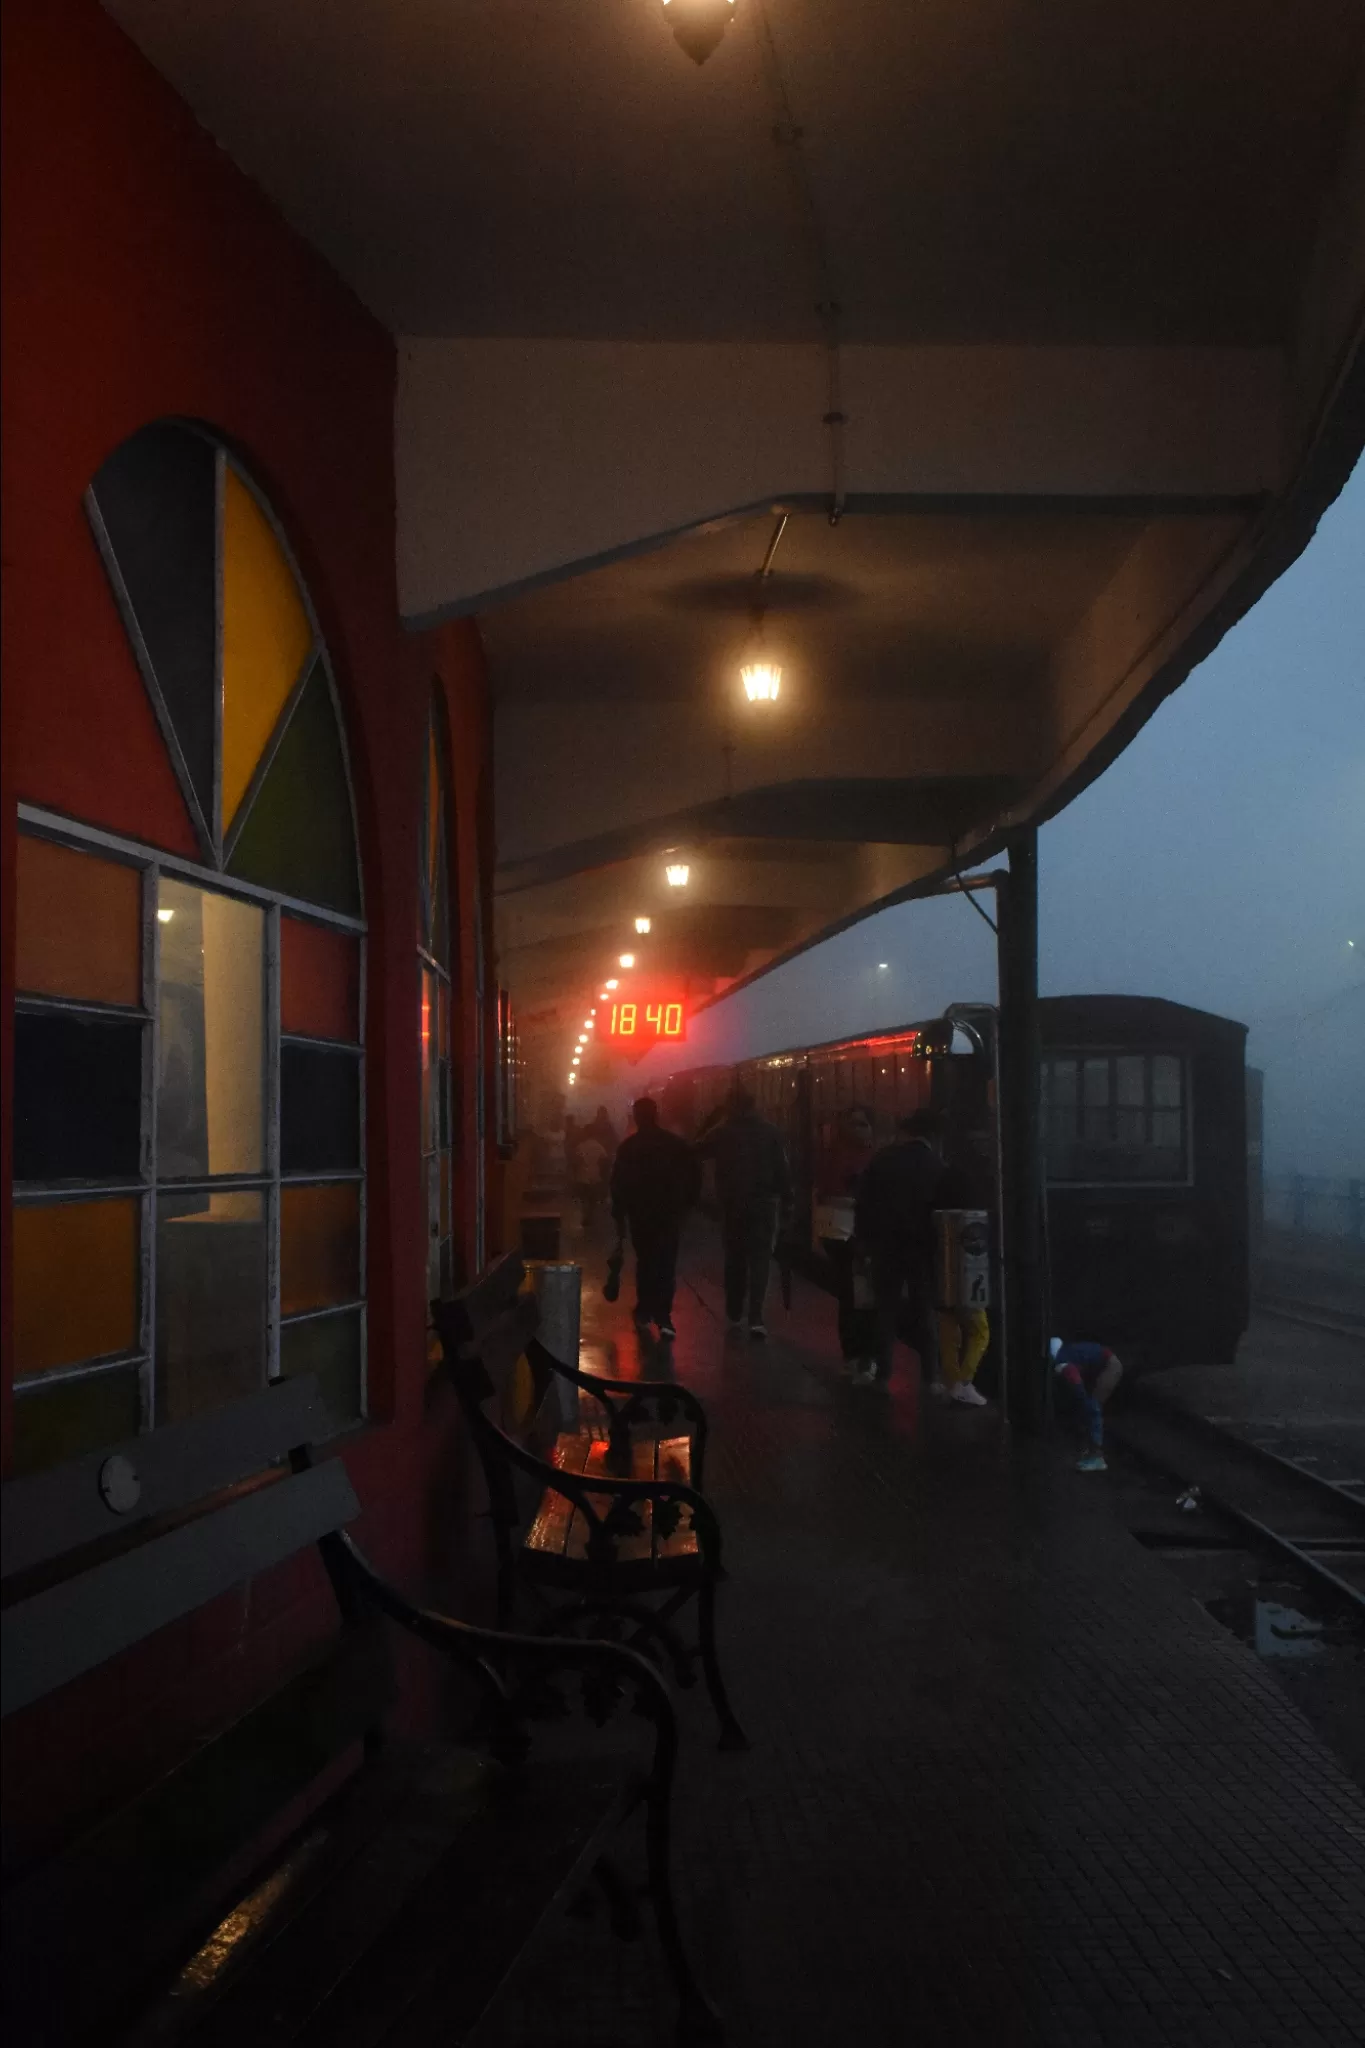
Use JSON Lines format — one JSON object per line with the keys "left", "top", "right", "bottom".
{"left": 749, "top": 1322, "right": 767, "bottom": 1341}
{"left": 850, "top": 1363, "right": 879, "bottom": 1388}
{"left": 928, "top": 1379, "right": 950, "bottom": 1400}
{"left": 951, "top": 1383, "right": 988, "bottom": 1407}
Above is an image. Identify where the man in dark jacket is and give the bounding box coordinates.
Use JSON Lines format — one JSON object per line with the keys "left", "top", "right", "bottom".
{"left": 695, "top": 1087, "right": 792, "bottom": 1338}
{"left": 609, "top": 1098, "right": 701, "bottom": 1339}
{"left": 854, "top": 1107, "right": 953, "bottom": 1388}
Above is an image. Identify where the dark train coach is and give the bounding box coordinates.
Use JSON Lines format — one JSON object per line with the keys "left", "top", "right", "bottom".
{"left": 663, "top": 995, "right": 1250, "bottom": 1375}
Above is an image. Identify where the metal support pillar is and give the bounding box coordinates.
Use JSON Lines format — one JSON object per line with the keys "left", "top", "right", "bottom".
{"left": 996, "top": 831, "right": 1048, "bottom": 1432}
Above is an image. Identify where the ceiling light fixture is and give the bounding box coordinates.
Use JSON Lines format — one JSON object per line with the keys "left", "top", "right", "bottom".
{"left": 619, "top": 953, "right": 635, "bottom": 969}
{"left": 739, "top": 511, "right": 786, "bottom": 706}
{"left": 634, "top": 916, "right": 652, "bottom": 934}
{"left": 660, "top": 0, "right": 736, "bottom": 67}
{"left": 157, "top": 907, "right": 175, "bottom": 924}
{"left": 606, "top": 978, "right": 620, "bottom": 990}
{"left": 665, "top": 864, "right": 690, "bottom": 888}
{"left": 741, "top": 661, "right": 781, "bottom": 703}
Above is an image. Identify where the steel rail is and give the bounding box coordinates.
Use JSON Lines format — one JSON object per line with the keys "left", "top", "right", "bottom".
{"left": 1131, "top": 1394, "right": 1365, "bottom": 1521}
{"left": 1110, "top": 1413, "right": 1365, "bottom": 1617}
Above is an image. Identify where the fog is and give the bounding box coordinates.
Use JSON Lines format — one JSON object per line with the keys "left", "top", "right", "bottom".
{"left": 630, "top": 458, "right": 1364, "bottom": 1181}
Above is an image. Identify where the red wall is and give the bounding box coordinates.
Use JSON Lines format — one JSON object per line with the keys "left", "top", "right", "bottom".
{"left": 1, "top": 0, "right": 494, "bottom": 1860}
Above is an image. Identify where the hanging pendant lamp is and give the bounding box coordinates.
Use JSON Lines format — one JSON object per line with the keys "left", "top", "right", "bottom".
{"left": 661, "top": 0, "right": 737, "bottom": 66}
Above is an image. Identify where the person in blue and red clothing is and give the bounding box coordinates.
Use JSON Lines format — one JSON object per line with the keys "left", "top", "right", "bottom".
{"left": 1050, "top": 1338, "right": 1124, "bottom": 1472}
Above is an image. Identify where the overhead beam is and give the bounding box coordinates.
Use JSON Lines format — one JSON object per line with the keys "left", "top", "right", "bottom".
{"left": 398, "top": 342, "right": 1283, "bottom": 621}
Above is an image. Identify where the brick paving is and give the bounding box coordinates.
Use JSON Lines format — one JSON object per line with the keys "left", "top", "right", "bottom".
{"left": 474, "top": 1226, "right": 1365, "bottom": 2046}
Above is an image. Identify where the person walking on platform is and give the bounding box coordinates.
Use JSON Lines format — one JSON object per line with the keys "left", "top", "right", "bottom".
{"left": 572, "top": 1128, "right": 609, "bottom": 1228}
{"left": 815, "top": 1104, "right": 877, "bottom": 1374}
{"left": 609, "top": 1098, "right": 700, "bottom": 1340}
{"left": 695, "top": 1086, "right": 792, "bottom": 1339}
{"left": 853, "top": 1108, "right": 949, "bottom": 1391}
{"left": 1050, "top": 1337, "right": 1124, "bottom": 1471}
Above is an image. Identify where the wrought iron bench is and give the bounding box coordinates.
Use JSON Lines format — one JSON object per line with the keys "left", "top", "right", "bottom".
{"left": 0, "top": 1377, "right": 721, "bottom": 2045}
{"left": 433, "top": 1257, "right": 747, "bottom": 1752}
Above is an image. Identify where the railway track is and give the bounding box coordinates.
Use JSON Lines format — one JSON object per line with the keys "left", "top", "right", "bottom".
{"left": 1110, "top": 1394, "right": 1365, "bottom": 1614}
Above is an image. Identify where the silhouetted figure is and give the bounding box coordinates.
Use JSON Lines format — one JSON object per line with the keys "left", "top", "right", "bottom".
{"left": 588, "top": 1105, "right": 618, "bottom": 1161}
{"left": 610, "top": 1098, "right": 701, "bottom": 1339}
{"left": 854, "top": 1107, "right": 951, "bottom": 1389}
{"left": 695, "top": 1086, "right": 792, "bottom": 1338}
{"left": 815, "top": 1102, "right": 876, "bottom": 1373}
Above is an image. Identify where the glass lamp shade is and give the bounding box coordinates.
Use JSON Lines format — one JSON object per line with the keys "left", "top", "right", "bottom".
{"left": 661, "top": 0, "right": 736, "bottom": 66}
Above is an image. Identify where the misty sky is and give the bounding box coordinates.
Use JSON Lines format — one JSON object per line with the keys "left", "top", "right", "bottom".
{"left": 633, "top": 458, "right": 1364, "bottom": 1172}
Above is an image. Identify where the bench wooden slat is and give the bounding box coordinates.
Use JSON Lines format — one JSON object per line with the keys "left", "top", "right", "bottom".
{"left": 2, "top": 1460, "right": 358, "bottom": 1717}
{"left": 655, "top": 1437, "right": 699, "bottom": 1563}
{"left": 306, "top": 1762, "right": 637, "bottom": 2048}
{"left": 4, "top": 1624, "right": 393, "bottom": 2044}
{"left": 522, "top": 1434, "right": 591, "bottom": 1559}
{"left": 1, "top": 1378, "right": 336, "bottom": 1581}
{"left": 154, "top": 1744, "right": 497, "bottom": 2048}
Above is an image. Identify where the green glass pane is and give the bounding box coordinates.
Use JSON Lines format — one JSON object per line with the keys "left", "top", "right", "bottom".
{"left": 279, "top": 1310, "right": 363, "bottom": 1436}
{"left": 90, "top": 425, "right": 218, "bottom": 834}
{"left": 13, "top": 1366, "right": 142, "bottom": 1477}
{"left": 227, "top": 663, "right": 360, "bottom": 915}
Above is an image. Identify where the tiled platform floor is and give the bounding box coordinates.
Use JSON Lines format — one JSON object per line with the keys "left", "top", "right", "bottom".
{"left": 475, "top": 1224, "right": 1365, "bottom": 2046}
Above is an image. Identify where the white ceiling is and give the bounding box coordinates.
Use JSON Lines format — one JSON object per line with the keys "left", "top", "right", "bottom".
{"left": 107, "top": 0, "right": 1361, "bottom": 341}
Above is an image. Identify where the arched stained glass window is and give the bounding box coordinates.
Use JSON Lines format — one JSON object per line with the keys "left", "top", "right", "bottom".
{"left": 12, "top": 423, "right": 365, "bottom": 1476}
{"left": 419, "top": 692, "right": 455, "bottom": 1301}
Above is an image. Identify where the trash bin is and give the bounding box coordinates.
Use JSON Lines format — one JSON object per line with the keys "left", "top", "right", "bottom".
{"left": 934, "top": 1210, "right": 991, "bottom": 1311}
{"left": 520, "top": 1213, "right": 561, "bottom": 1260}
{"left": 524, "top": 1260, "right": 581, "bottom": 1432}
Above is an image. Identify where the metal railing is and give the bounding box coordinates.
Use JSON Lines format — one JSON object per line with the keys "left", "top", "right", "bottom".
{"left": 1262, "top": 1174, "right": 1364, "bottom": 1241}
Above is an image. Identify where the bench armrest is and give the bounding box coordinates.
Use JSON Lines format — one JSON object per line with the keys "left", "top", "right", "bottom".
{"left": 526, "top": 1337, "right": 710, "bottom": 1485}
{"left": 323, "top": 1528, "right": 679, "bottom": 1773}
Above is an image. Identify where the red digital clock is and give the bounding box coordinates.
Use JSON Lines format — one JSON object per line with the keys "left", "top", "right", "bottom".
{"left": 603, "top": 990, "right": 688, "bottom": 1063}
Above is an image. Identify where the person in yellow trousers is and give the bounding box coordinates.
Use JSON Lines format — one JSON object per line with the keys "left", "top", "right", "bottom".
{"left": 937, "top": 1304, "right": 990, "bottom": 1407}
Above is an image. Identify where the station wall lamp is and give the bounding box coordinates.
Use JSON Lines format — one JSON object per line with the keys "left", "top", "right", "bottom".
{"left": 634, "top": 916, "right": 652, "bottom": 934}
{"left": 660, "top": 0, "right": 736, "bottom": 66}
{"left": 665, "top": 863, "right": 690, "bottom": 888}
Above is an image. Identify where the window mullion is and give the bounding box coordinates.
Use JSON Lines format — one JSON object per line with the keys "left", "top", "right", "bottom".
{"left": 266, "top": 902, "right": 281, "bottom": 1384}
{"left": 142, "top": 862, "right": 160, "bottom": 1432}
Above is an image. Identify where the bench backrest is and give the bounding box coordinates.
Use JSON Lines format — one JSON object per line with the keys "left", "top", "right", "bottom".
{"left": 433, "top": 1254, "right": 566, "bottom": 1534}
{"left": 2, "top": 1378, "right": 382, "bottom": 2040}
{"left": 2, "top": 1375, "right": 357, "bottom": 1719}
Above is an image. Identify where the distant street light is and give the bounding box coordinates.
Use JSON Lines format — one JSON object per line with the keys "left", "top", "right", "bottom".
{"left": 665, "top": 863, "right": 689, "bottom": 888}
{"left": 635, "top": 916, "right": 652, "bottom": 934}
{"left": 619, "top": 953, "right": 635, "bottom": 969}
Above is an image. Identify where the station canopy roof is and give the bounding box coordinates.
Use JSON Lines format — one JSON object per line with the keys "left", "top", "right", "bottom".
{"left": 108, "top": 1, "right": 1365, "bottom": 1065}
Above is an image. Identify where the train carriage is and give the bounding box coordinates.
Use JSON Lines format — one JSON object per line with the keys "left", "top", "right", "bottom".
{"left": 662, "top": 995, "right": 1249, "bottom": 1374}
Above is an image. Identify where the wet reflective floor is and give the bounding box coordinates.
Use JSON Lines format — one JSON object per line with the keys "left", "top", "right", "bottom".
{"left": 477, "top": 1224, "right": 1365, "bottom": 2046}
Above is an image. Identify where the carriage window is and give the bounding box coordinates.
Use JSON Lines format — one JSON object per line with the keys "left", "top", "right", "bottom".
{"left": 1043, "top": 1052, "right": 1188, "bottom": 1184}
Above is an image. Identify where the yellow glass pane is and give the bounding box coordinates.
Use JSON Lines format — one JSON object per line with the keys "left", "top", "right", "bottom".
{"left": 16, "top": 835, "right": 141, "bottom": 1007}
{"left": 222, "top": 468, "right": 312, "bottom": 831}
{"left": 14, "top": 1200, "right": 138, "bottom": 1377}
{"left": 281, "top": 1182, "right": 361, "bottom": 1316}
